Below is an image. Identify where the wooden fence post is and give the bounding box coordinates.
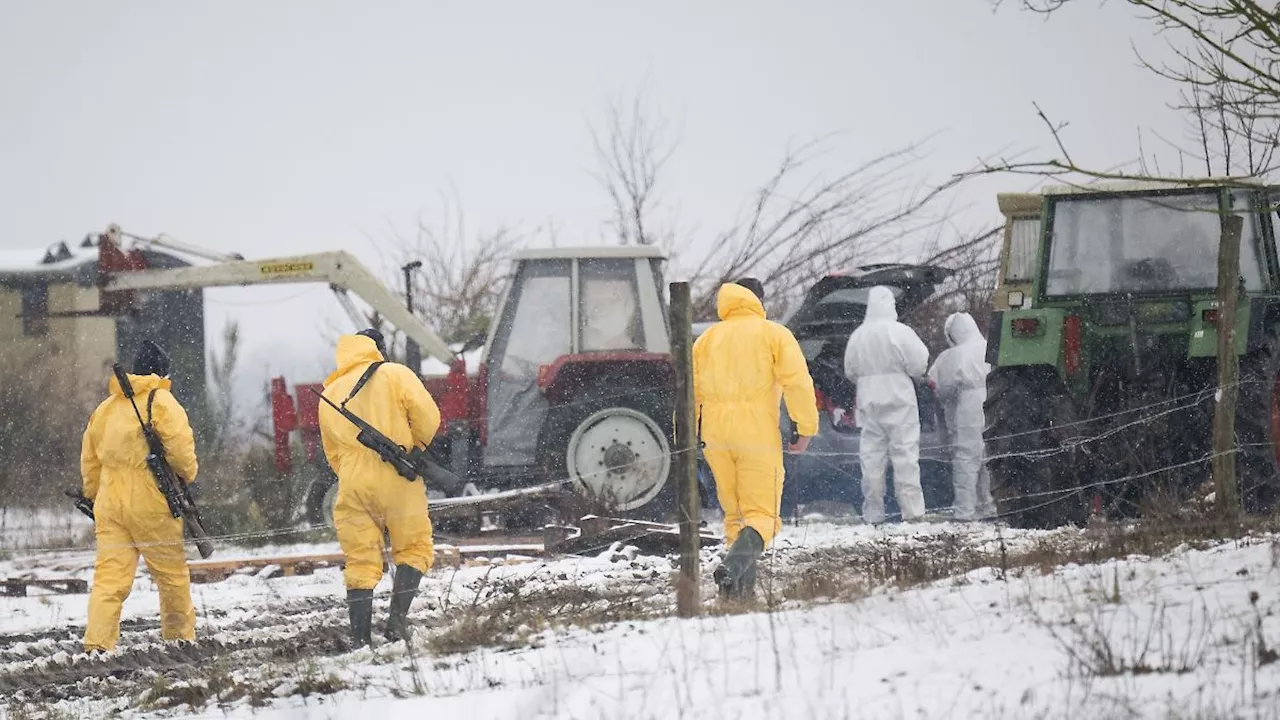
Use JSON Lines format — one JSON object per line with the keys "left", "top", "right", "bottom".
{"left": 1212, "top": 213, "right": 1243, "bottom": 522}
{"left": 669, "top": 281, "right": 701, "bottom": 617}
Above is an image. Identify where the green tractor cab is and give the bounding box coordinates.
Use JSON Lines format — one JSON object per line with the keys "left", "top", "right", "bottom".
{"left": 985, "top": 181, "right": 1280, "bottom": 527}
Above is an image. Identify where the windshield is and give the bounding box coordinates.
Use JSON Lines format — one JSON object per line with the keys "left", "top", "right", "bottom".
{"left": 1045, "top": 191, "right": 1265, "bottom": 296}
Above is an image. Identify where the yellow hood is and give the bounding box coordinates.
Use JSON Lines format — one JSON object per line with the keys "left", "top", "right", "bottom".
{"left": 108, "top": 373, "right": 171, "bottom": 397}
{"left": 326, "top": 334, "right": 386, "bottom": 384}
{"left": 716, "top": 283, "right": 766, "bottom": 321}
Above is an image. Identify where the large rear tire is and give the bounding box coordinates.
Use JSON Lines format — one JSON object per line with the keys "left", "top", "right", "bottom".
{"left": 984, "top": 367, "right": 1088, "bottom": 529}
{"left": 1236, "top": 321, "right": 1280, "bottom": 513}
{"left": 540, "top": 384, "right": 675, "bottom": 521}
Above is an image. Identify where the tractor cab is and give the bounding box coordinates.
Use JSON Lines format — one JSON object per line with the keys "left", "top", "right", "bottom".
{"left": 480, "top": 247, "right": 675, "bottom": 514}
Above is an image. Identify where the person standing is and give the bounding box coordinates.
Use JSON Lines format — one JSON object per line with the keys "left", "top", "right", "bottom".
{"left": 694, "top": 279, "right": 818, "bottom": 599}
{"left": 844, "top": 286, "right": 931, "bottom": 524}
{"left": 928, "top": 311, "right": 997, "bottom": 521}
{"left": 318, "top": 328, "right": 441, "bottom": 646}
{"left": 82, "top": 340, "right": 199, "bottom": 653}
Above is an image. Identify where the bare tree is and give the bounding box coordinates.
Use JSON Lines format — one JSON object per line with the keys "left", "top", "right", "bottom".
{"left": 987, "top": 0, "right": 1280, "bottom": 182}
{"left": 206, "top": 319, "right": 244, "bottom": 456}
{"left": 590, "top": 91, "right": 680, "bottom": 248}
{"left": 909, "top": 224, "right": 1003, "bottom": 352}
{"left": 377, "top": 192, "right": 521, "bottom": 353}
{"left": 685, "top": 137, "right": 980, "bottom": 319}
{"left": 1167, "top": 75, "right": 1280, "bottom": 177}
{"left": 587, "top": 92, "right": 999, "bottom": 320}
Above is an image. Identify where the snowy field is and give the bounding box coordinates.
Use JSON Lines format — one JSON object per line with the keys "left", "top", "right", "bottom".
{"left": 3, "top": 519, "right": 1280, "bottom": 719}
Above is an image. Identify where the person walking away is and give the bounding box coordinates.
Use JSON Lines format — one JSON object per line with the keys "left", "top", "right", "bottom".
{"left": 319, "top": 328, "right": 442, "bottom": 646}
{"left": 844, "top": 286, "right": 931, "bottom": 524}
{"left": 694, "top": 279, "right": 818, "bottom": 599}
{"left": 82, "top": 340, "right": 199, "bottom": 653}
{"left": 928, "top": 311, "right": 996, "bottom": 521}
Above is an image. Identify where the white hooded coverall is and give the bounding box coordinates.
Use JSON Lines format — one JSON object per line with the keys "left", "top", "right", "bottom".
{"left": 928, "top": 312, "right": 997, "bottom": 521}
{"left": 844, "top": 286, "right": 931, "bottom": 523}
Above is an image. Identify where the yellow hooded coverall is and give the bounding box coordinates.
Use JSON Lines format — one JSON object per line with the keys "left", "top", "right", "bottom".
{"left": 693, "top": 284, "right": 819, "bottom": 546}
{"left": 82, "top": 373, "right": 199, "bottom": 652}
{"left": 319, "top": 335, "right": 442, "bottom": 590}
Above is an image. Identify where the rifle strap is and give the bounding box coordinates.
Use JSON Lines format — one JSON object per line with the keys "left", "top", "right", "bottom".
{"left": 146, "top": 389, "right": 157, "bottom": 428}
{"left": 341, "top": 362, "right": 385, "bottom": 409}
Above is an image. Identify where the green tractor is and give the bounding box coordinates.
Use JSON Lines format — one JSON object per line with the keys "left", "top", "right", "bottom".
{"left": 984, "top": 181, "right": 1280, "bottom": 527}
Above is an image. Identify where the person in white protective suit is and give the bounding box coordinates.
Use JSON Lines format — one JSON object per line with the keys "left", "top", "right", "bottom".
{"left": 928, "top": 312, "right": 997, "bottom": 521}
{"left": 844, "top": 286, "right": 931, "bottom": 523}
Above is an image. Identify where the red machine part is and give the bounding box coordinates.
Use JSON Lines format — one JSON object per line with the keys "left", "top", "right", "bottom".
{"left": 295, "top": 383, "right": 325, "bottom": 462}
{"left": 96, "top": 231, "right": 151, "bottom": 314}
{"left": 535, "top": 352, "right": 672, "bottom": 404}
{"left": 1063, "top": 315, "right": 1083, "bottom": 377}
{"left": 270, "top": 377, "right": 326, "bottom": 476}
{"left": 271, "top": 378, "right": 297, "bottom": 476}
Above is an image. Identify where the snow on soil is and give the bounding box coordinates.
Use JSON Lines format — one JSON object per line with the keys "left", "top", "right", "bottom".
{"left": 4, "top": 521, "right": 1280, "bottom": 719}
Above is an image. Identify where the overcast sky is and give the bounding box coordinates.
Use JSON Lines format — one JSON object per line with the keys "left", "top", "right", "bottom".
{"left": 0, "top": 1, "right": 1187, "bottom": 401}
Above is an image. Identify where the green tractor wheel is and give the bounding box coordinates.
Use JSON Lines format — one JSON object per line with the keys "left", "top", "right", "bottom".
{"left": 984, "top": 366, "right": 1089, "bottom": 529}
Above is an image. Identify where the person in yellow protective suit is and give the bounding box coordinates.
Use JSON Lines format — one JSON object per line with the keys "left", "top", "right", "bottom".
{"left": 82, "top": 340, "right": 199, "bottom": 653}
{"left": 693, "top": 279, "right": 819, "bottom": 599}
{"left": 319, "top": 328, "right": 442, "bottom": 646}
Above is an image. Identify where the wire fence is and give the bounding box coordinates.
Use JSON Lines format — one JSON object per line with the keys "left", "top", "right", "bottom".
{"left": 13, "top": 370, "right": 1273, "bottom": 557}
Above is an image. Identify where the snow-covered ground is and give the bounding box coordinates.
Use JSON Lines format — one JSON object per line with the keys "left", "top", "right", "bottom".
{"left": 3, "top": 520, "right": 1280, "bottom": 719}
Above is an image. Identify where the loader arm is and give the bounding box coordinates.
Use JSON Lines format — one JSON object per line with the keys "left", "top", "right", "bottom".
{"left": 104, "top": 249, "right": 457, "bottom": 364}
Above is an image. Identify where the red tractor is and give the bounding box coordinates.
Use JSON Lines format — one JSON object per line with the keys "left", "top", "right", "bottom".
{"left": 272, "top": 246, "right": 679, "bottom": 529}
{"left": 60, "top": 227, "right": 678, "bottom": 531}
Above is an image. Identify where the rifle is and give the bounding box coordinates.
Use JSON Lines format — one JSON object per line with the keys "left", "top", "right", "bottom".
{"left": 310, "top": 387, "right": 465, "bottom": 496}
{"left": 112, "top": 364, "right": 215, "bottom": 559}
{"left": 65, "top": 489, "right": 95, "bottom": 521}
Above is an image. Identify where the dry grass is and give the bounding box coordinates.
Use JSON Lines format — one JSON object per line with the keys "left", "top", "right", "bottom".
{"left": 138, "top": 659, "right": 347, "bottom": 713}
{"left": 727, "top": 511, "right": 1280, "bottom": 623}
{"left": 427, "top": 576, "right": 665, "bottom": 656}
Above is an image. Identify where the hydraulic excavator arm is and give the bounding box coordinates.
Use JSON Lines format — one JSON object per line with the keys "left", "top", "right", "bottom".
{"left": 97, "top": 225, "right": 457, "bottom": 364}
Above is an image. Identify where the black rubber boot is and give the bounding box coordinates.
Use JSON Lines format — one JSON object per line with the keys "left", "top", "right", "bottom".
{"left": 715, "top": 527, "right": 764, "bottom": 600}
{"left": 347, "top": 589, "right": 374, "bottom": 648}
{"left": 385, "top": 564, "right": 423, "bottom": 643}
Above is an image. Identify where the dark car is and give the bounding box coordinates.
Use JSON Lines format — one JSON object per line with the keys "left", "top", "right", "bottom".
{"left": 693, "top": 264, "right": 955, "bottom": 520}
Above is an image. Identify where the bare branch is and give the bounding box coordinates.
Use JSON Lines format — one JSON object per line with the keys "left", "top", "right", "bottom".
{"left": 377, "top": 192, "right": 520, "bottom": 348}
{"left": 590, "top": 91, "right": 680, "bottom": 248}
{"left": 994, "top": 0, "right": 1280, "bottom": 182}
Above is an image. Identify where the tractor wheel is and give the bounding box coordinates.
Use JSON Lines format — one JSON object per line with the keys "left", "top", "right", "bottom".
{"left": 1235, "top": 321, "right": 1280, "bottom": 513}
{"left": 304, "top": 470, "right": 338, "bottom": 529}
{"left": 984, "top": 367, "right": 1088, "bottom": 529}
{"left": 541, "top": 386, "right": 674, "bottom": 521}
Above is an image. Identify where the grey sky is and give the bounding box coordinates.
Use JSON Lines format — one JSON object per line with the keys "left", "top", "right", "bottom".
{"left": 1, "top": 1, "right": 1183, "bottom": 398}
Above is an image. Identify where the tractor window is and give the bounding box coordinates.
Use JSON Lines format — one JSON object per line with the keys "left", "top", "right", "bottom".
{"left": 1234, "top": 192, "right": 1266, "bottom": 291}
{"left": 483, "top": 259, "right": 571, "bottom": 467}
{"left": 1006, "top": 217, "right": 1039, "bottom": 282}
{"left": 579, "top": 259, "right": 643, "bottom": 352}
{"left": 1045, "top": 191, "right": 1264, "bottom": 296}
{"left": 496, "top": 260, "right": 572, "bottom": 375}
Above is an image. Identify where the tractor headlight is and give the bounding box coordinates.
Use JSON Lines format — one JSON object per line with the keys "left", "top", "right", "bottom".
{"left": 1007, "top": 290, "right": 1025, "bottom": 308}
